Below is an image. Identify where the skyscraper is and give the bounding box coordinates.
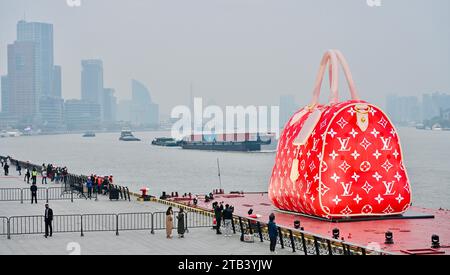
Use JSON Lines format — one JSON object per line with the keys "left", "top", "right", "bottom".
{"left": 39, "top": 96, "right": 64, "bottom": 130}
{"left": 1, "top": 76, "right": 8, "bottom": 113}
{"left": 103, "top": 88, "right": 117, "bottom": 123}
{"left": 52, "top": 65, "right": 62, "bottom": 99}
{"left": 422, "top": 92, "right": 450, "bottom": 120}
{"left": 386, "top": 94, "right": 421, "bottom": 125}
{"left": 17, "top": 20, "right": 54, "bottom": 97}
{"left": 117, "top": 100, "right": 132, "bottom": 122}
{"left": 131, "top": 79, "right": 159, "bottom": 127}
{"left": 7, "top": 41, "right": 37, "bottom": 122}
{"left": 81, "top": 60, "right": 104, "bottom": 105}
{"left": 64, "top": 100, "right": 101, "bottom": 131}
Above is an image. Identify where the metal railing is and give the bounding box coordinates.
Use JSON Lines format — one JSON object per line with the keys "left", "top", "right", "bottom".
{"left": 230, "top": 215, "right": 389, "bottom": 255}
{"left": 0, "top": 217, "right": 8, "bottom": 237}
{"left": 82, "top": 214, "right": 117, "bottom": 235}
{"left": 0, "top": 187, "right": 79, "bottom": 203}
{"left": 118, "top": 212, "right": 152, "bottom": 232}
{"left": 0, "top": 211, "right": 211, "bottom": 239}
{"left": 2, "top": 157, "right": 131, "bottom": 202}
{"left": 149, "top": 197, "right": 393, "bottom": 255}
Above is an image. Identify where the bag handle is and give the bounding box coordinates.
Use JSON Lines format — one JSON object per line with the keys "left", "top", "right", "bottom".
{"left": 332, "top": 49, "right": 360, "bottom": 102}
{"left": 310, "top": 50, "right": 360, "bottom": 106}
{"left": 310, "top": 50, "right": 339, "bottom": 107}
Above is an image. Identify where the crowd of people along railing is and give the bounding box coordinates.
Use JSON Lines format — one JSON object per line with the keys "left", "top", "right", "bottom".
{"left": 1, "top": 156, "right": 131, "bottom": 202}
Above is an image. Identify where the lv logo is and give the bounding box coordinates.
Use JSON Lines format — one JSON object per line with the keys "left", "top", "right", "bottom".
{"left": 337, "top": 137, "right": 351, "bottom": 152}
{"left": 381, "top": 137, "right": 392, "bottom": 151}
{"left": 383, "top": 181, "right": 396, "bottom": 196}
{"left": 340, "top": 182, "right": 354, "bottom": 197}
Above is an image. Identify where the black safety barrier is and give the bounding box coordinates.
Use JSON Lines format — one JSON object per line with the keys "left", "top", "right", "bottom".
{"left": 0, "top": 216, "right": 7, "bottom": 237}
{"left": 229, "top": 215, "right": 392, "bottom": 255}
{"left": 3, "top": 157, "right": 131, "bottom": 202}
{"left": 0, "top": 187, "right": 81, "bottom": 203}
{"left": 82, "top": 214, "right": 117, "bottom": 235}
{"left": 118, "top": 212, "right": 152, "bottom": 232}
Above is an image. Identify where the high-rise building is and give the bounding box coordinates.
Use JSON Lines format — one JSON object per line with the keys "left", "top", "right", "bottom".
{"left": 279, "top": 95, "right": 297, "bottom": 128}
{"left": 39, "top": 96, "right": 64, "bottom": 130}
{"left": 386, "top": 94, "right": 421, "bottom": 125}
{"left": 117, "top": 100, "right": 132, "bottom": 122}
{"left": 51, "top": 65, "right": 62, "bottom": 99}
{"left": 17, "top": 20, "right": 54, "bottom": 97}
{"left": 81, "top": 60, "right": 104, "bottom": 105}
{"left": 1, "top": 76, "right": 9, "bottom": 113}
{"left": 422, "top": 92, "right": 450, "bottom": 120}
{"left": 103, "top": 88, "right": 117, "bottom": 123}
{"left": 131, "top": 79, "right": 159, "bottom": 127}
{"left": 7, "top": 41, "right": 37, "bottom": 122}
{"left": 64, "top": 99, "right": 101, "bottom": 131}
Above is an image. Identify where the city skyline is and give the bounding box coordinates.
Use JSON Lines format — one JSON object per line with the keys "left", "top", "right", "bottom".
{"left": 1, "top": 0, "right": 449, "bottom": 117}
{"left": 0, "top": 18, "right": 161, "bottom": 130}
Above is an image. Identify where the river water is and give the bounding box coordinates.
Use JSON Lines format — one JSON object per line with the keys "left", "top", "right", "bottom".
{"left": 1, "top": 128, "right": 449, "bottom": 209}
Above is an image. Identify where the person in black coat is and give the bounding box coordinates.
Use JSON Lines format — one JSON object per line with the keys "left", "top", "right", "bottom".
{"left": 3, "top": 162, "right": 9, "bottom": 176}
{"left": 213, "top": 202, "right": 222, "bottom": 235}
{"left": 30, "top": 183, "right": 38, "bottom": 204}
{"left": 44, "top": 204, "right": 53, "bottom": 238}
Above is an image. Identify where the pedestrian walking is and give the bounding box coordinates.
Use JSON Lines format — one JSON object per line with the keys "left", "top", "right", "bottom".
{"left": 41, "top": 170, "right": 47, "bottom": 184}
{"left": 268, "top": 213, "right": 278, "bottom": 254}
{"left": 222, "top": 204, "right": 234, "bottom": 237}
{"left": 44, "top": 204, "right": 53, "bottom": 238}
{"left": 30, "top": 183, "right": 38, "bottom": 204}
{"left": 3, "top": 162, "right": 9, "bottom": 176}
{"left": 166, "top": 207, "right": 174, "bottom": 239}
{"left": 177, "top": 208, "right": 186, "bottom": 238}
{"left": 86, "top": 177, "right": 93, "bottom": 199}
{"left": 31, "top": 168, "right": 37, "bottom": 185}
{"left": 24, "top": 168, "right": 31, "bottom": 184}
{"left": 213, "top": 202, "right": 222, "bottom": 235}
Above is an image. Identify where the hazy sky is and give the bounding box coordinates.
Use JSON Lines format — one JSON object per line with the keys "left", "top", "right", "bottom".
{"left": 1, "top": 0, "right": 449, "bottom": 117}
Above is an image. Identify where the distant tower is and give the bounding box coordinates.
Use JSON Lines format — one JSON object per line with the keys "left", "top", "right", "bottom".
{"left": 7, "top": 40, "right": 37, "bottom": 122}
{"left": 131, "top": 80, "right": 159, "bottom": 127}
{"left": 81, "top": 60, "right": 104, "bottom": 105}
{"left": 17, "top": 20, "right": 54, "bottom": 98}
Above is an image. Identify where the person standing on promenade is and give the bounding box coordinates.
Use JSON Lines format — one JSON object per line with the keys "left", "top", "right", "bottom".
{"left": 268, "top": 213, "right": 278, "bottom": 254}
{"left": 30, "top": 183, "right": 38, "bottom": 204}
{"left": 41, "top": 169, "right": 47, "bottom": 184}
{"left": 86, "top": 177, "right": 93, "bottom": 199}
{"left": 166, "top": 207, "right": 174, "bottom": 239}
{"left": 222, "top": 204, "right": 234, "bottom": 237}
{"left": 44, "top": 204, "right": 53, "bottom": 238}
{"left": 177, "top": 208, "right": 186, "bottom": 238}
{"left": 24, "top": 167, "right": 30, "bottom": 183}
{"left": 31, "top": 168, "right": 37, "bottom": 185}
{"left": 213, "top": 202, "right": 222, "bottom": 235}
{"left": 17, "top": 163, "right": 22, "bottom": 176}
{"left": 3, "top": 162, "right": 9, "bottom": 176}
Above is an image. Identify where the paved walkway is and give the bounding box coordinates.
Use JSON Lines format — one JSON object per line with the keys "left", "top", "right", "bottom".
{"left": 0, "top": 174, "right": 294, "bottom": 255}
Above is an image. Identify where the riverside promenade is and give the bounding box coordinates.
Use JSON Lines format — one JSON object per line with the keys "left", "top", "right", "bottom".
{"left": 0, "top": 175, "right": 292, "bottom": 255}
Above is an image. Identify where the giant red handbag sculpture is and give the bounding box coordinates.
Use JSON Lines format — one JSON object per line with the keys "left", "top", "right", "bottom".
{"left": 269, "top": 50, "right": 412, "bottom": 219}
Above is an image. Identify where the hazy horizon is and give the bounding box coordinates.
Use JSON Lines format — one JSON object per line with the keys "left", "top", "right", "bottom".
{"left": 1, "top": 0, "right": 449, "bottom": 117}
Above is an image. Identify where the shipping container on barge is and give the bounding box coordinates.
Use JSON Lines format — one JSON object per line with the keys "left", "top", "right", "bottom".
{"left": 180, "top": 133, "right": 273, "bottom": 152}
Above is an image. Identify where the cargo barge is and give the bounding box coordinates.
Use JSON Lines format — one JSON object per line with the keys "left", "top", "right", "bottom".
{"left": 180, "top": 133, "right": 273, "bottom": 152}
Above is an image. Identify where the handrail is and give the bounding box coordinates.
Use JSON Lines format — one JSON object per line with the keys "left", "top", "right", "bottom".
{"left": 2, "top": 157, "right": 131, "bottom": 202}
{"left": 148, "top": 197, "right": 394, "bottom": 255}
